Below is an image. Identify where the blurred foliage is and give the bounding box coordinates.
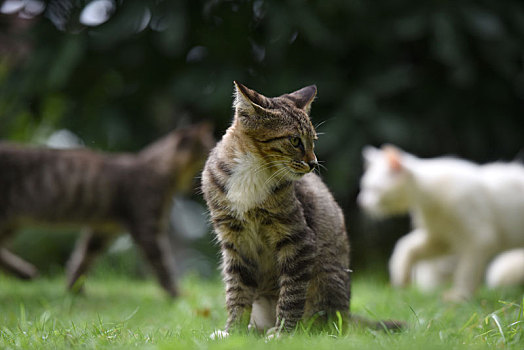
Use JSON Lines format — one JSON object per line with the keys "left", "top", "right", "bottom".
{"left": 1, "top": 0, "right": 524, "bottom": 271}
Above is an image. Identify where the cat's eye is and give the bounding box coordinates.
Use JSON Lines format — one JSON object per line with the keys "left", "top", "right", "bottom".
{"left": 289, "top": 137, "right": 302, "bottom": 148}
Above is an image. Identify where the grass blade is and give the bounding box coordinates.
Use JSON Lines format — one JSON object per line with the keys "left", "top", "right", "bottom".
{"left": 489, "top": 313, "right": 506, "bottom": 344}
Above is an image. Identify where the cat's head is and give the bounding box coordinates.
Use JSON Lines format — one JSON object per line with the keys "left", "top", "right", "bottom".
{"left": 232, "top": 81, "right": 318, "bottom": 180}
{"left": 171, "top": 122, "right": 216, "bottom": 191}
{"left": 357, "top": 145, "right": 412, "bottom": 217}
{"left": 140, "top": 122, "right": 215, "bottom": 192}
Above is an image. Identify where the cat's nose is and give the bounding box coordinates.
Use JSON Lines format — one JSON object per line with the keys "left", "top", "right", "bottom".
{"left": 307, "top": 160, "right": 318, "bottom": 171}
{"left": 304, "top": 151, "right": 318, "bottom": 172}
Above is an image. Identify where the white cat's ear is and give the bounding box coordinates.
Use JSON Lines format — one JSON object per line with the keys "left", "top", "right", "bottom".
{"left": 233, "top": 81, "right": 270, "bottom": 114}
{"left": 285, "top": 85, "right": 317, "bottom": 113}
{"left": 362, "top": 146, "right": 380, "bottom": 163}
{"left": 382, "top": 144, "right": 403, "bottom": 172}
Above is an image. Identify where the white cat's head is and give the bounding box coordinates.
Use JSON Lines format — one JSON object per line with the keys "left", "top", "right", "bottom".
{"left": 357, "top": 145, "right": 412, "bottom": 217}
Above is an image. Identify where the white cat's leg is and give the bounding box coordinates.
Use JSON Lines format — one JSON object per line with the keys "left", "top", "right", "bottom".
{"left": 444, "top": 247, "right": 494, "bottom": 301}
{"left": 412, "top": 255, "right": 455, "bottom": 292}
{"left": 486, "top": 248, "right": 524, "bottom": 288}
{"left": 249, "top": 297, "right": 277, "bottom": 332}
{"left": 389, "top": 229, "right": 447, "bottom": 287}
{"left": 389, "top": 229, "right": 426, "bottom": 287}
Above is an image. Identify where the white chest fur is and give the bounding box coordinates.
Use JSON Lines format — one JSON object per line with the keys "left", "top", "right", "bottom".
{"left": 226, "top": 153, "right": 273, "bottom": 214}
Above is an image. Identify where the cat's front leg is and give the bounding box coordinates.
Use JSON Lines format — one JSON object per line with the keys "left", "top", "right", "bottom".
{"left": 275, "top": 229, "right": 316, "bottom": 332}
{"left": 220, "top": 242, "right": 257, "bottom": 333}
{"left": 129, "top": 223, "right": 179, "bottom": 297}
{"left": 389, "top": 229, "right": 447, "bottom": 287}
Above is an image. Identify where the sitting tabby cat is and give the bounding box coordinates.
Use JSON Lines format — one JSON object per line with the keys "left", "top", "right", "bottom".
{"left": 202, "top": 82, "right": 400, "bottom": 336}
{"left": 0, "top": 123, "right": 214, "bottom": 297}
{"left": 358, "top": 145, "right": 524, "bottom": 301}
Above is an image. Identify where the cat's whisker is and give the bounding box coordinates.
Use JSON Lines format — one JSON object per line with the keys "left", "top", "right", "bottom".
{"left": 251, "top": 159, "right": 281, "bottom": 170}
{"left": 254, "top": 161, "right": 286, "bottom": 175}
{"left": 253, "top": 162, "right": 279, "bottom": 173}
{"left": 269, "top": 165, "right": 293, "bottom": 185}
{"left": 263, "top": 166, "right": 283, "bottom": 184}
{"left": 317, "top": 162, "right": 328, "bottom": 172}
{"left": 264, "top": 166, "right": 289, "bottom": 186}
{"left": 314, "top": 120, "right": 328, "bottom": 129}
{"left": 268, "top": 165, "right": 289, "bottom": 186}
{"left": 277, "top": 168, "right": 293, "bottom": 183}
{"left": 255, "top": 155, "right": 295, "bottom": 176}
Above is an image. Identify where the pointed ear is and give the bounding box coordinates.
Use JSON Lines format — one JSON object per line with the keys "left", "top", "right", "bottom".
{"left": 382, "top": 145, "right": 403, "bottom": 172}
{"left": 362, "top": 145, "right": 380, "bottom": 163}
{"left": 285, "top": 85, "right": 317, "bottom": 113}
{"left": 233, "top": 81, "right": 269, "bottom": 114}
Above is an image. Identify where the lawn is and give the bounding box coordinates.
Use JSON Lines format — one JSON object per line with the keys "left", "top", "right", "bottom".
{"left": 0, "top": 269, "right": 522, "bottom": 349}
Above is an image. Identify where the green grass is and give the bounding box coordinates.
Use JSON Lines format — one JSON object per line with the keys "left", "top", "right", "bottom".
{"left": 0, "top": 270, "right": 522, "bottom": 349}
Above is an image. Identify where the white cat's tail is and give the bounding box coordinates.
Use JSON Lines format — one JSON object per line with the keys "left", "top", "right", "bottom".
{"left": 486, "top": 248, "right": 524, "bottom": 288}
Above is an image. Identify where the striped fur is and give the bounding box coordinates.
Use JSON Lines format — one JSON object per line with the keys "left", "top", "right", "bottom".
{"left": 0, "top": 123, "right": 214, "bottom": 296}
{"left": 202, "top": 82, "right": 351, "bottom": 333}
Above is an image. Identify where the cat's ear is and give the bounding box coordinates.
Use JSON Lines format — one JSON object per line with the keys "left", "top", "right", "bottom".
{"left": 362, "top": 146, "right": 380, "bottom": 163}
{"left": 286, "top": 85, "right": 317, "bottom": 113}
{"left": 233, "top": 81, "right": 270, "bottom": 114}
{"left": 383, "top": 145, "right": 403, "bottom": 172}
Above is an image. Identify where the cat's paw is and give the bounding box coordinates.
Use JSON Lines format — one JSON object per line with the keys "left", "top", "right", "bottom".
{"left": 442, "top": 288, "right": 470, "bottom": 303}
{"left": 210, "top": 330, "right": 230, "bottom": 340}
{"left": 390, "top": 274, "right": 407, "bottom": 287}
{"left": 265, "top": 327, "right": 281, "bottom": 340}
{"left": 389, "top": 266, "right": 410, "bottom": 287}
{"left": 389, "top": 253, "right": 411, "bottom": 287}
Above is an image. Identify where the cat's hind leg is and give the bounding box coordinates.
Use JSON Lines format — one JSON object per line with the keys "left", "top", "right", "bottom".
{"left": 66, "top": 227, "right": 113, "bottom": 292}
{"left": 306, "top": 265, "right": 351, "bottom": 321}
{"left": 305, "top": 267, "right": 404, "bottom": 331}
{"left": 0, "top": 248, "right": 39, "bottom": 279}
{"left": 445, "top": 245, "right": 496, "bottom": 301}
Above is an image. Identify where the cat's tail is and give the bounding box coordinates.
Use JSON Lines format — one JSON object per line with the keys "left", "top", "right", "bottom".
{"left": 350, "top": 314, "right": 405, "bottom": 332}
{"left": 486, "top": 248, "right": 524, "bottom": 288}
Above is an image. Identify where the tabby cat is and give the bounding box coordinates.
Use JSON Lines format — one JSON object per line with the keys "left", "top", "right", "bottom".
{"left": 202, "top": 82, "right": 398, "bottom": 336}
{"left": 0, "top": 123, "right": 214, "bottom": 297}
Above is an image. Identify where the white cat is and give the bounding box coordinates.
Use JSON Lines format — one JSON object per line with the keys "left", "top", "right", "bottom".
{"left": 358, "top": 145, "right": 524, "bottom": 300}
